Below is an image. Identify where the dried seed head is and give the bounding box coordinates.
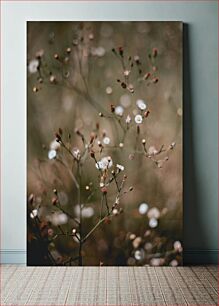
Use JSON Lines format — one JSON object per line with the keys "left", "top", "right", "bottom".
{"left": 111, "top": 104, "right": 115, "bottom": 113}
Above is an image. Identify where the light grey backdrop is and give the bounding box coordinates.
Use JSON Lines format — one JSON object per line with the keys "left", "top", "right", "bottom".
{"left": 1, "top": 1, "right": 218, "bottom": 263}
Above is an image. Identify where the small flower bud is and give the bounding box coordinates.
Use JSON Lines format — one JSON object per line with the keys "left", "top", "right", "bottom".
{"left": 119, "top": 142, "right": 124, "bottom": 148}
{"left": 85, "top": 185, "right": 90, "bottom": 191}
{"left": 111, "top": 104, "right": 115, "bottom": 113}
{"left": 53, "top": 189, "right": 58, "bottom": 195}
{"left": 32, "top": 86, "right": 38, "bottom": 93}
{"left": 66, "top": 47, "right": 71, "bottom": 53}
{"left": 101, "top": 187, "right": 108, "bottom": 194}
{"left": 72, "top": 228, "right": 77, "bottom": 235}
{"left": 121, "top": 82, "right": 127, "bottom": 89}
{"left": 52, "top": 196, "right": 58, "bottom": 205}
{"left": 142, "top": 139, "right": 146, "bottom": 145}
{"left": 129, "top": 186, "right": 133, "bottom": 192}
{"left": 144, "top": 72, "right": 151, "bottom": 80}
{"left": 152, "top": 77, "right": 159, "bottom": 84}
{"left": 54, "top": 53, "right": 59, "bottom": 59}
{"left": 144, "top": 110, "right": 150, "bottom": 118}
{"left": 152, "top": 48, "right": 158, "bottom": 58}
{"left": 90, "top": 151, "right": 95, "bottom": 158}
{"left": 99, "top": 112, "right": 103, "bottom": 117}
{"left": 118, "top": 46, "right": 124, "bottom": 57}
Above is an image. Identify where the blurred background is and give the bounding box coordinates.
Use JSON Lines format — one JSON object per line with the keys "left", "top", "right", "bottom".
{"left": 27, "top": 21, "right": 182, "bottom": 266}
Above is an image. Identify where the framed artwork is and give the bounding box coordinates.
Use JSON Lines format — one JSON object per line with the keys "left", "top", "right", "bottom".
{"left": 27, "top": 21, "right": 183, "bottom": 266}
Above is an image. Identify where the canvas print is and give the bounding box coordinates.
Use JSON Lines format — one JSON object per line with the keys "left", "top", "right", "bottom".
{"left": 27, "top": 21, "right": 183, "bottom": 266}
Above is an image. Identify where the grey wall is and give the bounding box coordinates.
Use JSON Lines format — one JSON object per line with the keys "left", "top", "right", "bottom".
{"left": 1, "top": 1, "right": 218, "bottom": 264}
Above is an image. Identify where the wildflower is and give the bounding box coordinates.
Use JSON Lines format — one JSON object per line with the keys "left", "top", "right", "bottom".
{"left": 116, "top": 164, "right": 125, "bottom": 171}
{"left": 103, "top": 136, "right": 110, "bottom": 145}
{"left": 95, "top": 156, "right": 113, "bottom": 170}
{"left": 28, "top": 59, "right": 39, "bottom": 74}
{"left": 49, "top": 212, "right": 68, "bottom": 226}
{"left": 125, "top": 115, "right": 132, "bottom": 124}
{"left": 119, "top": 142, "right": 124, "bottom": 148}
{"left": 48, "top": 149, "right": 57, "bottom": 160}
{"left": 138, "top": 203, "right": 148, "bottom": 215}
{"left": 136, "top": 99, "right": 147, "bottom": 110}
{"left": 30, "top": 209, "right": 38, "bottom": 219}
{"left": 115, "top": 106, "right": 124, "bottom": 117}
{"left": 134, "top": 114, "right": 143, "bottom": 124}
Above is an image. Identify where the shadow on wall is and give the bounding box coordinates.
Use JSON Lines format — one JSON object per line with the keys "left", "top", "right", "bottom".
{"left": 183, "top": 24, "right": 213, "bottom": 265}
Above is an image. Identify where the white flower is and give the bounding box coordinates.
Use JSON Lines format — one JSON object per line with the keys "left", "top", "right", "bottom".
{"left": 48, "top": 149, "right": 57, "bottom": 160}
{"left": 147, "top": 207, "right": 160, "bottom": 219}
{"left": 149, "top": 218, "right": 158, "bottom": 228}
{"left": 125, "top": 115, "right": 132, "bottom": 124}
{"left": 96, "top": 156, "right": 113, "bottom": 170}
{"left": 50, "top": 139, "right": 61, "bottom": 150}
{"left": 115, "top": 106, "right": 124, "bottom": 117}
{"left": 28, "top": 59, "right": 39, "bottom": 74}
{"left": 138, "top": 203, "right": 148, "bottom": 215}
{"left": 103, "top": 136, "right": 110, "bottom": 145}
{"left": 134, "top": 114, "right": 143, "bottom": 124}
{"left": 136, "top": 99, "right": 147, "bottom": 110}
{"left": 116, "top": 164, "right": 125, "bottom": 171}
{"left": 30, "top": 209, "right": 38, "bottom": 219}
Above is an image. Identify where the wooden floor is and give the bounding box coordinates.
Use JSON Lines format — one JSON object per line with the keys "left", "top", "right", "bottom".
{"left": 1, "top": 265, "right": 218, "bottom": 305}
